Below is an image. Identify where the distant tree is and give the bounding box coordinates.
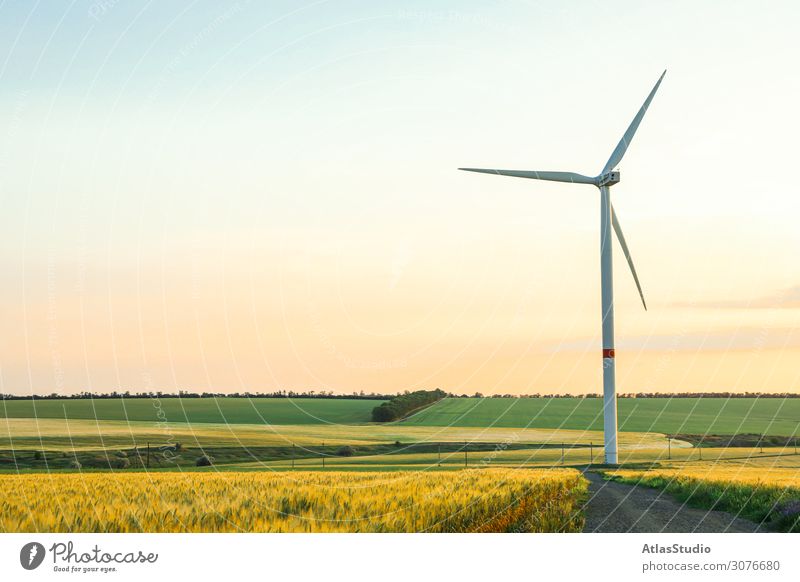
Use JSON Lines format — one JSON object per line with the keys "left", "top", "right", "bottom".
{"left": 195, "top": 455, "right": 214, "bottom": 467}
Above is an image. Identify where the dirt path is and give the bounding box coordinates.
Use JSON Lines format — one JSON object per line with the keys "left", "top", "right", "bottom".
{"left": 583, "top": 472, "right": 765, "bottom": 533}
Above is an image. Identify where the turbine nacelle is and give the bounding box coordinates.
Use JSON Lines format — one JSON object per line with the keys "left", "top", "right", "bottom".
{"left": 597, "top": 171, "right": 620, "bottom": 187}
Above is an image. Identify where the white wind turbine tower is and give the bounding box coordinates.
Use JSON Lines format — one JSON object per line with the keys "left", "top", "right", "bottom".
{"left": 460, "top": 70, "right": 666, "bottom": 464}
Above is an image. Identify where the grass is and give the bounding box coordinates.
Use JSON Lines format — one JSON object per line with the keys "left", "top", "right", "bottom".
{"left": 15, "top": 436, "right": 798, "bottom": 474}
{"left": 212, "top": 445, "right": 800, "bottom": 475}
{"left": 0, "top": 397, "right": 380, "bottom": 425}
{"left": 404, "top": 397, "right": 800, "bottom": 436}
{"left": 0, "top": 417, "right": 672, "bottom": 451}
{"left": 669, "top": 433, "right": 800, "bottom": 448}
{"left": 0, "top": 417, "right": 677, "bottom": 472}
{"left": 0, "top": 468, "right": 587, "bottom": 532}
{"left": 1, "top": 441, "right": 580, "bottom": 471}
{"left": 606, "top": 466, "right": 800, "bottom": 532}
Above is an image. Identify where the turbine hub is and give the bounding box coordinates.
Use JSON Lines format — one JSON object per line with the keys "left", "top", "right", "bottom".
{"left": 598, "top": 171, "right": 620, "bottom": 187}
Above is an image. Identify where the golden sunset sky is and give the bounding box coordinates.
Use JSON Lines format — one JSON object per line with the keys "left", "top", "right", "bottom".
{"left": 1, "top": 1, "right": 799, "bottom": 395}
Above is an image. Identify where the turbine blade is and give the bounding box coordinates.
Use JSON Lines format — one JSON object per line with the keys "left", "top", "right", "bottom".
{"left": 611, "top": 204, "right": 647, "bottom": 310}
{"left": 602, "top": 70, "right": 666, "bottom": 174}
{"left": 458, "top": 168, "right": 596, "bottom": 185}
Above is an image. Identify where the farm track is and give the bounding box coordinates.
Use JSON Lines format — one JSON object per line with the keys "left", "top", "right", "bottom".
{"left": 582, "top": 472, "right": 765, "bottom": 533}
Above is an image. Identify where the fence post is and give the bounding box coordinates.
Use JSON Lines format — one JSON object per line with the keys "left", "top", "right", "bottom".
{"left": 464, "top": 441, "right": 467, "bottom": 467}
{"left": 561, "top": 443, "right": 565, "bottom": 465}
{"left": 292, "top": 443, "right": 295, "bottom": 469}
{"left": 322, "top": 441, "right": 325, "bottom": 468}
{"left": 590, "top": 442, "right": 593, "bottom": 464}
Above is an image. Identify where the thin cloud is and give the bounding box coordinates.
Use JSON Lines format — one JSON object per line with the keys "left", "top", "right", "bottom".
{"left": 672, "top": 285, "right": 800, "bottom": 310}
{"left": 550, "top": 327, "right": 800, "bottom": 353}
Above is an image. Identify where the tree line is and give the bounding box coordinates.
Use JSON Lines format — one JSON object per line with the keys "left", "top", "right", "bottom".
{"left": 0, "top": 390, "right": 388, "bottom": 401}
{"left": 2, "top": 389, "right": 797, "bottom": 401}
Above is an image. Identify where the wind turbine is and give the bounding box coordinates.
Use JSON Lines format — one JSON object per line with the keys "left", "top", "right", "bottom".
{"left": 459, "top": 70, "right": 666, "bottom": 464}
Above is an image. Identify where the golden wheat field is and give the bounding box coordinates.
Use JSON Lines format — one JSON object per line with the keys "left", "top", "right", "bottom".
{"left": 0, "top": 468, "right": 587, "bottom": 533}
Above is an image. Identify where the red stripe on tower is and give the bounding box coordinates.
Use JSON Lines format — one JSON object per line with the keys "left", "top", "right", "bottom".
{"left": 602, "top": 348, "right": 615, "bottom": 359}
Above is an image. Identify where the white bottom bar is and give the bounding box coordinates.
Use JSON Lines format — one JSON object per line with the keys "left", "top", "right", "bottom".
{"left": 1, "top": 533, "right": 796, "bottom": 582}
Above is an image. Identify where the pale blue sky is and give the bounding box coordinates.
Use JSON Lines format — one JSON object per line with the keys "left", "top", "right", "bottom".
{"left": 1, "top": 1, "right": 799, "bottom": 394}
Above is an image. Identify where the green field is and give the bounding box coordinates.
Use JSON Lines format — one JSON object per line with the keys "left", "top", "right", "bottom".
{"left": 0, "top": 398, "right": 800, "bottom": 437}
{"left": 0, "top": 397, "right": 379, "bottom": 425}
{"left": 0, "top": 416, "right": 674, "bottom": 471}
{"left": 1, "top": 417, "right": 669, "bottom": 450}
{"left": 2, "top": 396, "right": 799, "bottom": 474}
{"left": 404, "top": 397, "right": 800, "bottom": 436}
{"left": 1, "top": 397, "right": 797, "bottom": 537}
{"left": 3, "top": 397, "right": 799, "bottom": 437}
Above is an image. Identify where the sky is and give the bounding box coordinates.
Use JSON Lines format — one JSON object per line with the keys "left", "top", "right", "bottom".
{"left": 1, "top": 0, "right": 799, "bottom": 396}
